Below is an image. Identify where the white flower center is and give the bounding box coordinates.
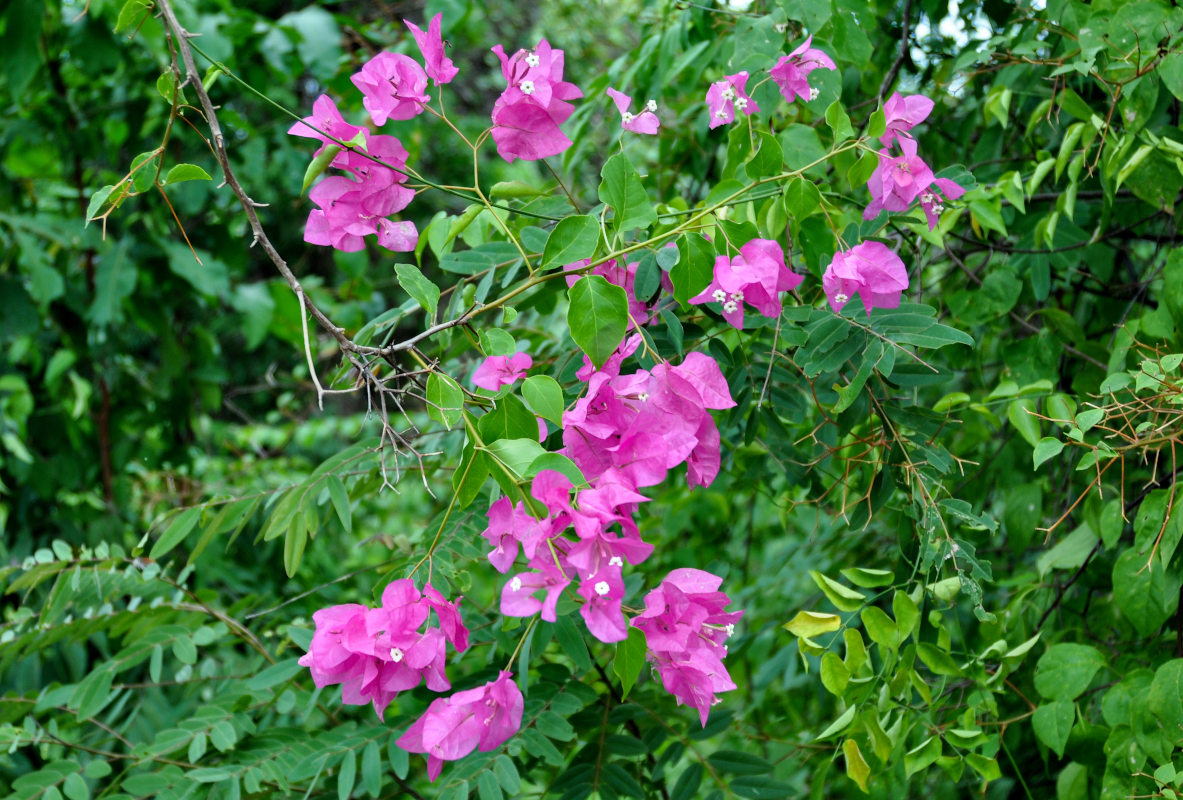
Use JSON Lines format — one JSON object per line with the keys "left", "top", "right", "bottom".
{"left": 637, "top": 392, "right": 649, "bottom": 402}
{"left": 920, "top": 192, "right": 935, "bottom": 204}
{"left": 645, "top": 100, "right": 657, "bottom": 113}
{"left": 725, "top": 623, "right": 735, "bottom": 636}
{"left": 510, "top": 576, "right": 522, "bottom": 592}
{"left": 729, "top": 291, "right": 743, "bottom": 302}
{"left": 622, "top": 111, "right": 634, "bottom": 123}
{"left": 525, "top": 53, "right": 540, "bottom": 67}
{"left": 734, "top": 97, "right": 748, "bottom": 111}
{"left": 809, "top": 87, "right": 820, "bottom": 101}
{"left": 714, "top": 109, "right": 728, "bottom": 119}
{"left": 520, "top": 80, "right": 535, "bottom": 95}
{"left": 594, "top": 581, "right": 610, "bottom": 596}
{"left": 711, "top": 289, "right": 726, "bottom": 302}
{"left": 834, "top": 292, "right": 849, "bottom": 304}
{"left": 720, "top": 85, "right": 735, "bottom": 101}
{"left": 609, "top": 556, "right": 623, "bottom": 567}
{"left": 390, "top": 647, "right": 404, "bottom": 663}
{"left": 722, "top": 301, "right": 738, "bottom": 313}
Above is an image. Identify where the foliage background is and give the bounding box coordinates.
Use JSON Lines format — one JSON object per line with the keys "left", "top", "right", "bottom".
{"left": 2, "top": 0, "right": 1183, "bottom": 798}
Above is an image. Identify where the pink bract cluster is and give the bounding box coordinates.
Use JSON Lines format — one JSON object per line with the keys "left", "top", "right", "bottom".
{"left": 690, "top": 239, "right": 803, "bottom": 329}
{"left": 632, "top": 569, "right": 742, "bottom": 725}
{"left": 396, "top": 671, "right": 523, "bottom": 781}
{"left": 865, "top": 92, "right": 967, "bottom": 230}
{"left": 490, "top": 39, "right": 584, "bottom": 163}
{"left": 297, "top": 579, "right": 468, "bottom": 719}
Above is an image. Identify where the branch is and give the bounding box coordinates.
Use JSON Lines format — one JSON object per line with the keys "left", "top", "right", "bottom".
{"left": 876, "top": 0, "right": 914, "bottom": 105}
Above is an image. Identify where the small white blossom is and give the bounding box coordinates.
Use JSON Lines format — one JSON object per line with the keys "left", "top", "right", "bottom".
{"left": 712, "top": 289, "right": 726, "bottom": 302}
{"left": 390, "top": 647, "right": 404, "bottom": 663}
{"left": 594, "top": 581, "right": 610, "bottom": 596}
{"left": 809, "top": 87, "right": 820, "bottom": 101}
{"left": 637, "top": 392, "right": 649, "bottom": 402}
{"left": 834, "top": 292, "right": 849, "bottom": 304}
{"left": 723, "top": 301, "right": 738, "bottom": 313}
{"left": 525, "top": 52, "right": 540, "bottom": 67}
{"left": 728, "top": 291, "right": 744, "bottom": 302}
{"left": 734, "top": 97, "right": 748, "bottom": 111}
{"left": 510, "top": 576, "right": 522, "bottom": 592}
{"left": 520, "top": 80, "right": 535, "bottom": 95}
{"left": 720, "top": 85, "right": 735, "bottom": 101}
{"left": 645, "top": 100, "right": 657, "bottom": 113}
{"left": 609, "top": 556, "right": 624, "bottom": 567}
{"left": 622, "top": 111, "right": 635, "bottom": 123}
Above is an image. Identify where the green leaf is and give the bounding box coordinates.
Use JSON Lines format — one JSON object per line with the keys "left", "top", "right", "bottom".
{"left": 361, "top": 741, "right": 381, "bottom": 798}
{"left": 426, "top": 372, "right": 463, "bottom": 429}
{"left": 567, "top": 274, "right": 628, "bottom": 368}
{"left": 821, "top": 652, "right": 850, "bottom": 695}
{"left": 784, "top": 177, "right": 822, "bottom": 220}
{"left": 1007, "top": 398, "right": 1041, "bottom": 447}
{"left": 840, "top": 568, "right": 894, "bottom": 588}
{"left": 904, "top": 736, "right": 941, "bottom": 776}
{"left": 672, "top": 233, "right": 715, "bottom": 306}
{"left": 149, "top": 506, "right": 202, "bottom": 560}
{"left": 523, "top": 452, "right": 584, "bottom": 485}
{"left": 746, "top": 132, "right": 783, "bottom": 180}
{"left": 1032, "top": 700, "right": 1075, "bottom": 757}
{"left": 860, "top": 607, "right": 899, "bottom": 650}
{"left": 337, "top": 749, "right": 356, "bottom": 800}
{"left": 395, "top": 264, "right": 441, "bottom": 318}
{"left": 598, "top": 154, "right": 657, "bottom": 232}
{"left": 1113, "top": 547, "right": 1182, "bottom": 636}
{"left": 115, "top": 0, "right": 152, "bottom": 31}
{"left": 709, "top": 750, "right": 773, "bottom": 776}
{"left": 612, "top": 627, "right": 646, "bottom": 699}
{"left": 483, "top": 438, "right": 546, "bottom": 480}
{"left": 521, "top": 375, "right": 564, "bottom": 424}
{"left": 89, "top": 240, "right": 136, "bottom": 326}
{"left": 70, "top": 667, "right": 114, "bottom": 719}
{"left": 553, "top": 614, "right": 591, "bottom": 673}
{"left": 825, "top": 101, "right": 854, "bottom": 142}
{"left": 164, "top": 163, "right": 212, "bottom": 184}
{"left": 492, "top": 756, "right": 520, "bottom": 794}
{"left": 326, "top": 475, "right": 351, "bottom": 534}
{"left": 301, "top": 144, "right": 341, "bottom": 194}
{"left": 816, "top": 704, "right": 857, "bottom": 739}
{"left": 1148, "top": 659, "right": 1183, "bottom": 735}
{"left": 1034, "top": 643, "right": 1106, "bottom": 700}
{"left": 541, "top": 214, "right": 599, "bottom": 270}
{"left": 1033, "top": 437, "right": 1065, "bottom": 469}
{"left": 671, "top": 764, "right": 704, "bottom": 800}
{"left": 476, "top": 771, "right": 502, "bottom": 800}
{"left": 283, "top": 521, "right": 308, "bottom": 578}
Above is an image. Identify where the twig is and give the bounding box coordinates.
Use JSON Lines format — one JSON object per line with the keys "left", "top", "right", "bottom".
{"left": 297, "top": 288, "right": 324, "bottom": 411}
{"left": 876, "top": 0, "right": 914, "bottom": 104}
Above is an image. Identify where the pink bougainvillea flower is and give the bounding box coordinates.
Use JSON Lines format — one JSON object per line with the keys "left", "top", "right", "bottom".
{"left": 630, "top": 568, "right": 742, "bottom": 726}
{"left": 578, "top": 564, "right": 628, "bottom": 643}
{"left": 918, "top": 177, "right": 966, "bottom": 230}
{"left": 489, "top": 39, "right": 583, "bottom": 163}
{"left": 350, "top": 52, "right": 430, "bottom": 126}
{"left": 769, "top": 36, "right": 836, "bottom": 104}
{"left": 471, "top": 352, "right": 532, "bottom": 390}
{"left": 689, "top": 238, "right": 804, "bottom": 328}
{"left": 705, "top": 71, "right": 758, "bottom": 129}
{"left": 823, "top": 240, "right": 909, "bottom": 316}
{"left": 880, "top": 92, "right": 935, "bottom": 147}
{"left": 297, "top": 580, "right": 468, "bottom": 720}
{"left": 397, "top": 671, "right": 524, "bottom": 781}
{"left": 287, "top": 94, "right": 366, "bottom": 153}
{"left": 863, "top": 137, "right": 936, "bottom": 221}
{"left": 404, "top": 13, "right": 458, "bottom": 85}
{"left": 605, "top": 87, "right": 660, "bottom": 135}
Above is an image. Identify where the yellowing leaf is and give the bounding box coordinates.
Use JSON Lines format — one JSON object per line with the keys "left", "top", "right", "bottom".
{"left": 783, "top": 610, "right": 842, "bottom": 638}
{"left": 843, "top": 739, "right": 871, "bottom": 793}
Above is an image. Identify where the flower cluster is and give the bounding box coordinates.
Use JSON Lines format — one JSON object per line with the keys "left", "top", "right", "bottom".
{"left": 631, "top": 569, "right": 742, "bottom": 725}
{"left": 297, "top": 579, "right": 468, "bottom": 719}
{"left": 289, "top": 11, "right": 461, "bottom": 253}
{"left": 396, "top": 671, "right": 523, "bottom": 781}
{"left": 864, "top": 92, "right": 966, "bottom": 230}
{"left": 490, "top": 39, "right": 584, "bottom": 163}
{"left": 769, "top": 36, "right": 835, "bottom": 103}
{"left": 706, "top": 71, "right": 758, "bottom": 129}
{"left": 689, "top": 239, "right": 803, "bottom": 329}
{"left": 823, "top": 240, "right": 909, "bottom": 316}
